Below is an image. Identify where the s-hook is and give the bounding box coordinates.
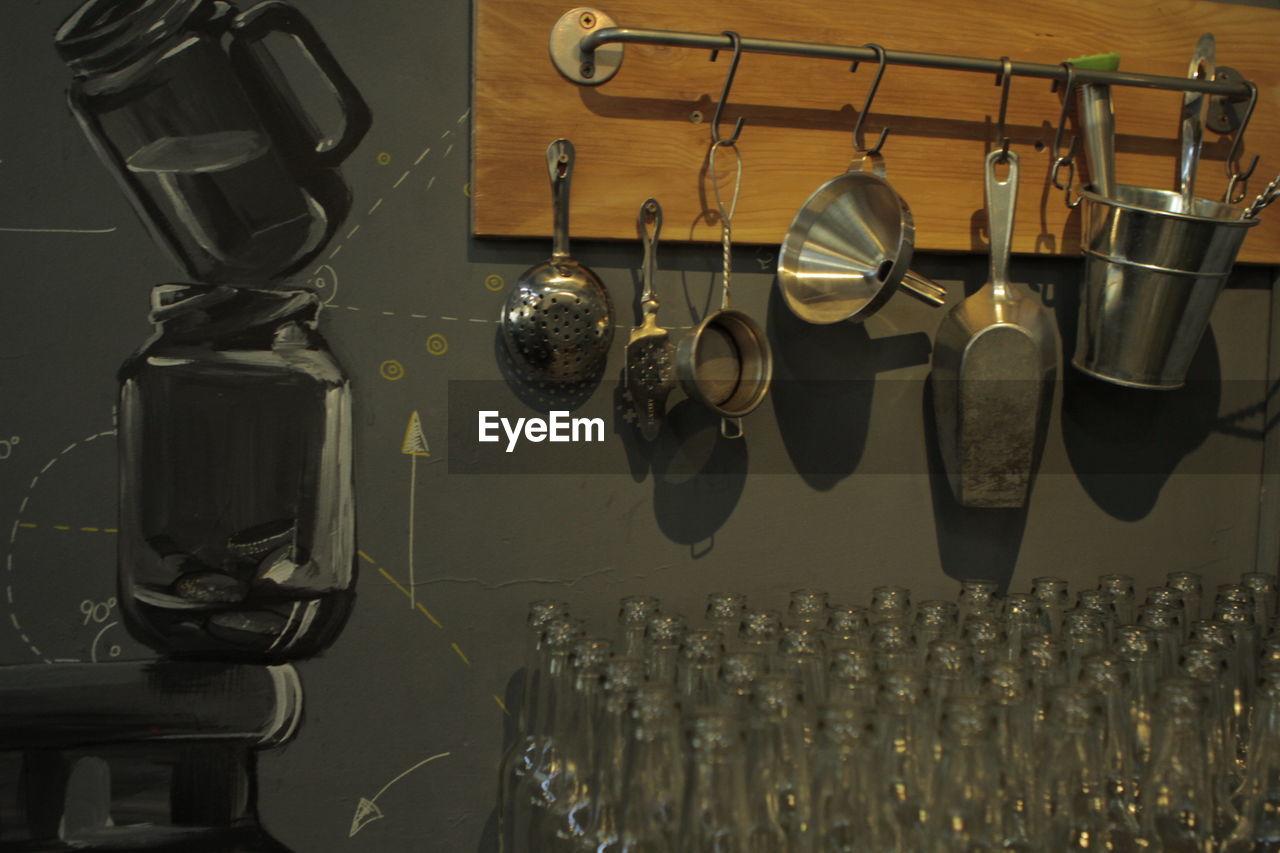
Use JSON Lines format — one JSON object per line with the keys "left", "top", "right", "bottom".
{"left": 852, "top": 43, "right": 891, "bottom": 156}
{"left": 1223, "top": 79, "right": 1259, "bottom": 204}
{"left": 993, "top": 56, "right": 1013, "bottom": 162}
{"left": 709, "top": 31, "right": 745, "bottom": 146}
{"left": 1050, "top": 62, "right": 1082, "bottom": 209}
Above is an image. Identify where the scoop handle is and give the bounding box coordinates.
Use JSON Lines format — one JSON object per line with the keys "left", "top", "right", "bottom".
{"left": 547, "top": 139, "right": 574, "bottom": 260}
{"left": 985, "top": 148, "right": 1019, "bottom": 292}
{"left": 638, "top": 198, "right": 663, "bottom": 313}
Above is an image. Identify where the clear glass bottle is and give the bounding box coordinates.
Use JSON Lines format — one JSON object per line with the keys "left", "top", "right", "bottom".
{"left": 677, "top": 629, "right": 725, "bottom": 708}
{"left": 929, "top": 699, "right": 999, "bottom": 852}
{"left": 706, "top": 592, "right": 747, "bottom": 652}
{"left": 516, "top": 615, "right": 586, "bottom": 853}
{"left": 740, "top": 609, "right": 783, "bottom": 673}
{"left": 870, "top": 585, "right": 911, "bottom": 626}
{"left": 914, "top": 600, "right": 959, "bottom": 665}
{"left": 118, "top": 285, "right": 353, "bottom": 661}
{"left": 777, "top": 627, "right": 826, "bottom": 712}
{"left": 1178, "top": 643, "right": 1239, "bottom": 840}
{"left": 679, "top": 709, "right": 755, "bottom": 853}
{"left": 1241, "top": 573, "right": 1278, "bottom": 629}
{"left": 872, "top": 667, "right": 929, "bottom": 850}
{"left": 984, "top": 662, "right": 1037, "bottom": 850}
{"left": 1221, "top": 666, "right": 1280, "bottom": 852}
{"left": 1147, "top": 587, "right": 1188, "bottom": 639}
{"left": 957, "top": 578, "right": 999, "bottom": 624}
{"left": 1002, "top": 594, "right": 1046, "bottom": 663}
{"left": 617, "top": 686, "right": 684, "bottom": 853}
{"left": 585, "top": 656, "right": 646, "bottom": 853}
{"left": 827, "top": 647, "right": 876, "bottom": 709}
{"left": 1037, "top": 687, "right": 1111, "bottom": 852}
{"left": 1076, "top": 589, "right": 1118, "bottom": 645}
{"left": 1078, "top": 653, "right": 1144, "bottom": 849}
{"left": 499, "top": 601, "right": 570, "bottom": 853}
{"left": 1137, "top": 604, "right": 1182, "bottom": 677}
{"left": 644, "top": 613, "right": 686, "bottom": 685}
{"left": 620, "top": 596, "right": 661, "bottom": 658}
{"left": 1114, "top": 625, "right": 1160, "bottom": 771}
{"left": 745, "top": 676, "right": 810, "bottom": 852}
{"left": 811, "top": 703, "right": 874, "bottom": 853}
{"left": 1139, "top": 678, "right": 1215, "bottom": 853}
{"left": 1099, "top": 574, "right": 1136, "bottom": 626}
{"left": 539, "top": 637, "right": 613, "bottom": 850}
{"left": 1167, "top": 572, "right": 1203, "bottom": 625}
{"left": 719, "top": 651, "right": 766, "bottom": 716}
{"left": 1031, "top": 577, "right": 1070, "bottom": 636}
{"left": 788, "top": 589, "right": 830, "bottom": 630}
{"left": 825, "top": 605, "right": 871, "bottom": 653}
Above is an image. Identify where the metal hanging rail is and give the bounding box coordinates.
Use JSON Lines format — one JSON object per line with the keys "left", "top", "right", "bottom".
{"left": 549, "top": 10, "right": 1255, "bottom": 100}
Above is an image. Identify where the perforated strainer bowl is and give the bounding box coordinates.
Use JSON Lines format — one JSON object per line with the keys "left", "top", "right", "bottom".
{"left": 501, "top": 139, "right": 613, "bottom": 383}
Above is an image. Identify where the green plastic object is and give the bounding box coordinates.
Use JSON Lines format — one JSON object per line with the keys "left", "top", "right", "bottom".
{"left": 1067, "top": 51, "right": 1121, "bottom": 71}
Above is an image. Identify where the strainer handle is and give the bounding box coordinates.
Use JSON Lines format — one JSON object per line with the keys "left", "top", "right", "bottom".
{"left": 547, "top": 139, "right": 574, "bottom": 261}
{"left": 721, "top": 417, "right": 744, "bottom": 439}
{"left": 639, "top": 198, "right": 663, "bottom": 313}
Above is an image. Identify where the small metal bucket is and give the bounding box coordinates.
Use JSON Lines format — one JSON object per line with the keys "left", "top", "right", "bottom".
{"left": 1074, "top": 184, "right": 1258, "bottom": 389}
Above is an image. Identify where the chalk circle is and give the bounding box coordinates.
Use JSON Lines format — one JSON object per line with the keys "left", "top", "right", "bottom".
{"left": 463, "top": 183, "right": 472, "bottom": 198}
{"left": 426, "top": 334, "right": 449, "bottom": 356}
{"left": 380, "top": 359, "right": 407, "bottom": 380}
{"left": 484, "top": 274, "right": 505, "bottom": 291}
{"left": 376, "top": 152, "right": 392, "bottom": 166}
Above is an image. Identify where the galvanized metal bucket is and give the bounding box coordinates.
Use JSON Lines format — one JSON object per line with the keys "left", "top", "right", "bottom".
{"left": 1074, "top": 184, "right": 1258, "bottom": 389}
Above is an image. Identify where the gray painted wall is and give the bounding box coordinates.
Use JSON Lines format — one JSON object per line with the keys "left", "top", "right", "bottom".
{"left": 0, "top": 1, "right": 1274, "bottom": 850}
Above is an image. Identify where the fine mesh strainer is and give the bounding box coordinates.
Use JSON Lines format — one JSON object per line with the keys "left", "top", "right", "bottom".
{"left": 501, "top": 138, "right": 614, "bottom": 383}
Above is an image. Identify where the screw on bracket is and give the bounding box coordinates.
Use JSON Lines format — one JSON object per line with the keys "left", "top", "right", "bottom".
{"left": 580, "top": 61, "right": 595, "bottom": 79}
{"left": 579, "top": 11, "right": 596, "bottom": 28}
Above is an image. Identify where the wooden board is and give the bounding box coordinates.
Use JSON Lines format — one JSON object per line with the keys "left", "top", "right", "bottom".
{"left": 473, "top": 0, "right": 1280, "bottom": 262}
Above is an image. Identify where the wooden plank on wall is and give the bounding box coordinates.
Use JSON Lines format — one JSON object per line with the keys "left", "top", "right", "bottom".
{"left": 473, "top": 0, "right": 1280, "bottom": 262}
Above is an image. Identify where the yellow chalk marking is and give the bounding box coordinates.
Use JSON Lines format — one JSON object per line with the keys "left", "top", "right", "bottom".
{"left": 376, "top": 152, "right": 392, "bottom": 166}
{"left": 103, "top": 528, "right": 118, "bottom": 534}
{"left": 379, "top": 359, "right": 406, "bottom": 381}
{"left": 80, "top": 527, "right": 99, "bottom": 532}
{"left": 451, "top": 643, "right": 470, "bottom": 665}
{"left": 417, "top": 601, "right": 443, "bottom": 629}
{"left": 377, "top": 566, "right": 412, "bottom": 598}
{"left": 484, "top": 274, "right": 505, "bottom": 291}
{"left": 53, "top": 526, "right": 70, "bottom": 531}
{"left": 18, "top": 523, "right": 36, "bottom": 529}
{"left": 425, "top": 334, "right": 448, "bottom": 356}
{"left": 358, "top": 550, "right": 376, "bottom": 565}
{"left": 493, "top": 695, "right": 510, "bottom": 715}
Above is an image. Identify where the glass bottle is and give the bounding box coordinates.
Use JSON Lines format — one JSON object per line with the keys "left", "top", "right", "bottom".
{"left": 870, "top": 585, "right": 911, "bottom": 626}
{"left": 1221, "top": 667, "right": 1280, "bottom": 852}
{"left": 1214, "top": 602, "right": 1259, "bottom": 757}
{"left": 827, "top": 647, "right": 876, "bottom": 709}
{"left": 54, "top": 0, "right": 370, "bottom": 284}
{"left": 679, "top": 709, "right": 755, "bottom": 853}
{"left": 706, "top": 592, "right": 747, "bottom": 652}
{"left": 118, "top": 285, "right": 353, "bottom": 661}
{"left": 740, "top": 609, "right": 783, "bottom": 673}
{"left": 984, "top": 662, "right": 1037, "bottom": 850}
{"left": 539, "top": 637, "right": 613, "bottom": 849}
{"left": 1146, "top": 587, "right": 1188, "bottom": 639}
{"left": 719, "top": 651, "right": 766, "bottom": 716}
{"left": 929, "top": 699, "right": 999, "bottom": 852}
{"left": 872, "top": 667, "right": 929, "bottom": 850}
{"left": 1241, "top": 572, "right": 1278, "bottom": 628}
{"left": 644, "top": 614, "right": 686, "bottom": 685}
{"left": 745, "top": 676, "right": 811, "bottom": 852}
{"left": 924, "top": 639, "right": 968, "bottom": 736}
{"left": 1114, "top": 625, "right": 1160, "bottom": 771}
{"left": 825, "top": 605, "right": 871, "bottom": 653}
{"left": 1002, "top": 594, "right": 1046, "bottom": 663}
{"left": 872, "top": 618, "right": 917, "bottom": 675}
{"left": 620, "top": 596, "right": 661, "bottom": 658}
{"left": 1062, "top": 614, "right": 1106, "bottom": 683}
{"left": 1023, "top": 634, "right": 1066, "bottom": 736}
{"left": 1167, "top": 572, "right": 1203, "bottom": 625}
{"left": 961, "top": 614, "right": 1003, "bottom": 683}
{"left": 811, "top": 703, "right": 874, "bottom": 853}
{"left": 1076, "top": 589, "right": 1118, "bottom": 645}
{"left": 1099, "top": 574, "right": 1136, "bottom": 626}
{"left": 1078, "top": 653, "right": 1144, "bottom": 849}
{"left": 957, "top": 578, "right": 999, "bottom": 624}
{"left": 1137, "top": 604, "right": 1182, "bottom": 677}
{"left": 788, "top": 589, "right": 830, "bottom": 630}
{"left": 778, "top": 627, "right": 826, "bottom": 712}
{"left": 1030, "top": 577, "right": 1069, "bottom": 636}
{"left": 1178, "top": 643, "right": 1239, "bottom": 840}
{"left": 677, "top": 629, "right": 725, "bottom": 708}
{"left": 516, "top": 616, "right": 586, "bottom": 853}
{"left": 499, "top": 601, "right": 570, "bottom": 853}
{"left": 1037, "top": 687, "right": 1111, "bottom": 852}
{"left": 914, "top": 600, "right": 959, "bottom": 664}
{"left": 584, "top": 656, "right": 646, "bottom": 853}
{"left": 617, "top": 686, "right": 684, "bottom": 853}
{"left": 1139, "top": 678, "right": 1215, "bottom": 853}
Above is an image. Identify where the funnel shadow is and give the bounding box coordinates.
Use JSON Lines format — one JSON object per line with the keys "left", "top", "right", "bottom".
{"left": 922, "top": 376, "right": 1029, "bottom": 588}
{"left": 769, "top": 285, "right": 931, "bottom": 490}
{"left": 650, "top": 399, "right": 747, "bottom": 554}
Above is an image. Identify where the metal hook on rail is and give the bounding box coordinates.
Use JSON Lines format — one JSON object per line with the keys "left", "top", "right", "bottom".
{"left": 1050, "top": 62, "right": 1082, "bottom": 209}
{"left": 1223, "top": 79, "right": 1259, "bottom": 204}
{"left": 852, "top": 43, "right": 891, "bottom": 156}
{"left": 709, "top": 31, "right": 745, "bottom": 146}
{"left": 993, "top": 56, "right": 1013, "bottom": 162}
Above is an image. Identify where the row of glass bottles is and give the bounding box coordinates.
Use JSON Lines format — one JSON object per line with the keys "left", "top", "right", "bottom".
{"left": 498, "top": 571, "right": 1280, "bottom": 852}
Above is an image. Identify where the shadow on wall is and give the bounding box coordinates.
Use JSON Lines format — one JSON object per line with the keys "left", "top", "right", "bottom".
{"left": 768, "top": 284, "right": 932, "bottom": 492}
{"left": 1057, "top": 279, "right": 1221, "bottom": 523}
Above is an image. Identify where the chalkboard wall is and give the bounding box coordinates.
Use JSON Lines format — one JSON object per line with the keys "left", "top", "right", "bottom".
{"left": 1, "top": 1, "right": 1276, "bottom": 850}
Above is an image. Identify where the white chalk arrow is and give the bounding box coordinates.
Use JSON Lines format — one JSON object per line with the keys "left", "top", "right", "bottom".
{"left": 401, "top": 411, "right": 430, "bottom": 609}
{"left": 349, "top": 751, "right": 450, "bottom": 838}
